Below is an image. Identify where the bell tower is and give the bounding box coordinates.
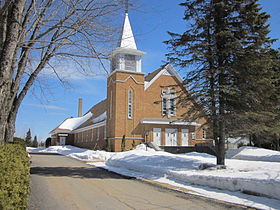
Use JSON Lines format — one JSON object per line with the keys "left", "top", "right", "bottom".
{"left": 107, "top": 6, "right": 146, "bottom": 152}
{"left": 110, "top": 12, "right": 145, "bottom": 73}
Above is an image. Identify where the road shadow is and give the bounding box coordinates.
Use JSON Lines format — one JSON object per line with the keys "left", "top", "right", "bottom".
{"left": 30, "top": 152, "right": 61, "bottom": 156}
{"left": 30, "top": 166, "right": 130, "bottom": 179}
{"left": 29, "top": 153, "right": 135, "bottom": 179}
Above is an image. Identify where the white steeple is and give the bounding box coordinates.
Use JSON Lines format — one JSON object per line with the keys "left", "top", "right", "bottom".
{"left": 119, "top": 13, "right": 137, "bottom": 49}
{"left": 110, "top": 11, "right": 146, "bottom": 74}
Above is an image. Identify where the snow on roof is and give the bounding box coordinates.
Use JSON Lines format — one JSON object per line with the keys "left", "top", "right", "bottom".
{"left": 92, "top": 112, "right": 106, "bottom": 124}
{"left": 144, "top": 64, "right": 183, "bottom": 90}
{"left": 58, "top": 112, "right": 92, "bottom": 131}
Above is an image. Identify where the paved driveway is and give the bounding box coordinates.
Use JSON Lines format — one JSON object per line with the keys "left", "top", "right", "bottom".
{"left": 28, "top": 153, "right": 250, "bottom": 210}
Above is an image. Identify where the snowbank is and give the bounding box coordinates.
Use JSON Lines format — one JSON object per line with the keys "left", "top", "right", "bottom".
{"left": 231, "top": 147, "right": 280, "bottom": 162}
{"left": 102, "top": 147, "right": 280, "bottom": 200}
{"left": 27, "top": 146, "right": 115, "bottom": 161}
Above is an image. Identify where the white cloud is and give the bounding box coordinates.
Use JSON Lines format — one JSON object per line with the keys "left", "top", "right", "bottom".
{"left": 40, "top": 59, "right": 109, "bottom": 81}
{"left": 24, "top": 103, "right": 67, "bottom": 111}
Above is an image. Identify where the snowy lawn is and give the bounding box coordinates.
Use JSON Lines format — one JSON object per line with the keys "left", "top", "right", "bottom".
{"left": 230, "top": 146, "right": 280, "bottom": 162}
{"left": 27, "top": 145, "right": 280, "bottom": 210}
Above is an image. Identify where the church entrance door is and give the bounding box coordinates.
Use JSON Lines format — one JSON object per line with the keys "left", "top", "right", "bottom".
{"left": 165, "top": 129, "right": 178, "bottom": 146}
{"left": 152, "top": 128, "right": 161, "bottom": 145}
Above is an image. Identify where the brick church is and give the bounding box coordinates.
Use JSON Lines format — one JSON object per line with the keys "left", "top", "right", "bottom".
{"left": 50, "top": 12, "right": 211, "bottom": 152}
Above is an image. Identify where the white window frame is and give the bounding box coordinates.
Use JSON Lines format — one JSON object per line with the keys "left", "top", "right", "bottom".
{"left": 161, "top": 88, "right": 176, "bottom": 117}
{"left": 169, "top": 98, "right": 176, "bottom": 116}
{"left": 128, "top": 89, "right": 133, "bottom": 119}
{"left": 203, "top": 129, "right": 207, "bottom": 139}
{"left": 110, "top": 90, "right": 112, "bottom": 119}
{"left": 162, "top": 98, "right": 167, "bottom": 115}
{"left": 191, "top": 132, "right": 196, "bottom": 140}
{"left": 125, "top": 54, "right": 137, "bottom": 72}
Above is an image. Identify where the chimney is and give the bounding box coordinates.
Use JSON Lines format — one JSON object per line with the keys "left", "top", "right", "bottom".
{"left": 78, "top": 98, "right": 82, "bottom": 117}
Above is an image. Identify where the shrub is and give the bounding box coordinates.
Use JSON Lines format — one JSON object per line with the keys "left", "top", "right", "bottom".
{"left": 105, "top": 138, "right": 111, "bottom": 152}
{"left": 131, "top": 140, "right": 136, "bottom": 149}
{"left": 237, "top": 142, "right": 245, "bottom": 148}
{"left": 0, "top": 144, "right": 30, "bottom": 209}
{"left": 121, "top": 135, "right": 126, "bottom": 152}
{"left": 13, "top": 137, "right": 27, "bottom": 149}
{"left": 45, "top": 137, "right": 51, "bottom": 148}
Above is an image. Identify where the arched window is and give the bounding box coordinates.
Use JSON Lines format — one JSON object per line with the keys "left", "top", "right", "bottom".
{"left": 109, "top": 90, "right": 112, "bottom": 119}
{"left": 128, "top": 89, "right": 133, "bottom": 119}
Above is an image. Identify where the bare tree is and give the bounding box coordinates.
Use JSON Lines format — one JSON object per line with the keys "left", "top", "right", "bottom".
{"left": 0, "top": 0, "right": 124, "bottom": 144}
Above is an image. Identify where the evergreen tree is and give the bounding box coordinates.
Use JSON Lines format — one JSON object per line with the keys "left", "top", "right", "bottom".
{"left": 39, "top": 141, "right": 45, "bottom": 147}
{"left": 254, "top": 49, "right": 280, "bottom": 151}
{"left": 165, "top": 0, "right": 278, "bottom": 165}
{"left": 25, "top": 129, "right": 32, "bottom": 147}
{"left": 32, "top": 136, "right": 38, "bottom": 148}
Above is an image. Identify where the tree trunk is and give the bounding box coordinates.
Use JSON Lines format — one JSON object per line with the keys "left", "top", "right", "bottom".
{"left": 213, "top": 0, "right": 226, "bottom": 165}
{"left": 5, "top": 104, "right": 18, "bottom": 143}
{"left": 0, "top": 90, "right": 17, "bottom": 144}
{"left": 0, "top": 0, "right": 26, "bottom": 144}
{"left": 0, "top": 116, "right": 8, "bottom": 145}
{"left": 217, "top": 120, "right": 225, "bottom": 165}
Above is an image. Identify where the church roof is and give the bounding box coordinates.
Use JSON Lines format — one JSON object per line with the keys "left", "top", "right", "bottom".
{"left": 75, "top": 99, "right": 107, "bottom": 130}
{"left": 49, "top": 113, "right": 92, "bottom": 134}
{"left": 144, "top": 63, "right": 183, "bottom": 90}
{"left": 145, "top": 64, "right": 169, "bottom": 82}
{"left": 118, "top": 13, "right": 137, "bottom": 49}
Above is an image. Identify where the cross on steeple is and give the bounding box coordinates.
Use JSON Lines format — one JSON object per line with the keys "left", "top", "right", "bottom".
{"left": 125, "top": 0, "right": 129, "bottom": 13}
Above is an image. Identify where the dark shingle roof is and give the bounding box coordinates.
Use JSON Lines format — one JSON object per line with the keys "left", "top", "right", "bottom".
{"left": 144, "top": 63, "right": 168, "bottom": 82}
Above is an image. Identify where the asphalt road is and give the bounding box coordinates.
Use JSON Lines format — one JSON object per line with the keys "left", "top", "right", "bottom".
{"left": 28, "top": 153, "right": 252, "bottom": 210}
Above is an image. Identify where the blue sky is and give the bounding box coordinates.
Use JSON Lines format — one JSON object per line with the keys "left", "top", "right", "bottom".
{"left": 15, "top": 0, "right": 280, "bottom": 141}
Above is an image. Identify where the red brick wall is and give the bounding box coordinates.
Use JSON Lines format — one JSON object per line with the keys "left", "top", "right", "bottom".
{"left": 73, "top": 126, "right": 106, "bottom": 150}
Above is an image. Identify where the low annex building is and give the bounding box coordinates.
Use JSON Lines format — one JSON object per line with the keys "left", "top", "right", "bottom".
{"left": 50, "top": 12, "right": 212, "bottom": 152}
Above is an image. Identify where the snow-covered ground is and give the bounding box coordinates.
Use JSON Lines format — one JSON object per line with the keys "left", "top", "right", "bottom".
{"left": 230, "top": 146, "right": 280, "bottom": 162}
{"left": 27, "top": 145, "right": 115, "bottom": 161}
{"left": 27, "top": 145, "right": 280, "bottom": 210}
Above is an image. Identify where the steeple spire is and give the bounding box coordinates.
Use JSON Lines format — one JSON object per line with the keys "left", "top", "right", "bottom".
{"left": 109, "top": 2, "right": 145, "bottom": 74}
{"left": 119, "top": 13, "right": 137, "bottom": 49}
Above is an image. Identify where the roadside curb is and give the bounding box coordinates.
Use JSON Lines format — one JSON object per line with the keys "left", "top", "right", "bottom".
{"left": 139, "top": 179, "right": 255, "bottom": 210}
